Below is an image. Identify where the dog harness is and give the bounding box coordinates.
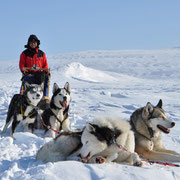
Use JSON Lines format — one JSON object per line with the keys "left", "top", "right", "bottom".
{"left": 130, "top": 120, "right": 154, "bottom": 141}
{"left": 20, "top": 104, "right": 37, "bottom": 120}
{"left": 50, "top": 108, "right": 69, "bottom": 131}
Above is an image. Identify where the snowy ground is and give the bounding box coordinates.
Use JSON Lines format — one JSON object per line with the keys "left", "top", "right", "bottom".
{"left": 0, "top": 48, "right": 180, "bottom": 180}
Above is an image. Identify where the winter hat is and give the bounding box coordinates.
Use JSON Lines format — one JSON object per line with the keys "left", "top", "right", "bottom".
{"left": 24, "top": 34, "right": 40, "bottom": 48}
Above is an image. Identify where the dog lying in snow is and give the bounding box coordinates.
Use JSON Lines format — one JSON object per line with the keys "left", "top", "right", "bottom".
{"left": 130, "top": 99, "right": 180, "bottom": 162}
{"left": 36, "top": 117, "right": 142, "bottom": 166}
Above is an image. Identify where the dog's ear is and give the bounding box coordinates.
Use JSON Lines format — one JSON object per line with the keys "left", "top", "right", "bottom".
{"left": 156, "top": 99, "right": 163, "bottom": 108}
{"left": 24, "top": 82, "right": 31, "bottom": 90}
{"left": 86, "top": 123, "right": 96, "bottom": 132}
{"left": 64, "top": 82, "right": 70, "bottom": 93}
{"left": 142, "top": 102, "right": 154, "bottom": 119}
{"left": 40, "top": 82, "right": 44, "bottom": 90}
{"left": 53, "top": 83, "right": 59, "bottom": 93}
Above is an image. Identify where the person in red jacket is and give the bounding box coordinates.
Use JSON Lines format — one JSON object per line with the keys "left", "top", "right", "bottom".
{"left": 19, "top": 34, "right": 48, "bottom": 73}
{"left": 19, "top": 35, "right": 49, "bottom": 97}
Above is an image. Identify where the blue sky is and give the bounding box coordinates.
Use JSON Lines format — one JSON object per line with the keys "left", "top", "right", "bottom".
{"left": 0, "top": 0, "right": 180, "bottom": 61}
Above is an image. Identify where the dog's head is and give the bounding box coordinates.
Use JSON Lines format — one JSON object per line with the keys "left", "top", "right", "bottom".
{"left": 24, "top": 84, "right": 44, "bottom": 106}
{"left": 79, "top": 123, "right": 117, "bottom": 162}
{"left": 141, "top": 99, "right": 175, "bottom": 134}
{"left": 51, "top": 82, "right": 71, "bottom": 109}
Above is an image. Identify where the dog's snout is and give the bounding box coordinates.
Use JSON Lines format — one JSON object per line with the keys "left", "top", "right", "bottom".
{"left": 63, "top": 96, "right": 67, "bottom": 101}
{"left": 171, "top": 122, "right": 175, "bottom": 127}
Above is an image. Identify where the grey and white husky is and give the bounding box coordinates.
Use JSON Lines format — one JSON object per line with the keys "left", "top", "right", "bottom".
{"left": 2, "top": 84, "right": 43, "bottom": 137}
{"left": 36, "top": 117, "right": 142, "bottom": 166}
{"left": 41, "top": 82, "right": 71, "bottom": 138}
{"left": 130, "top": 99, "right": 180, "bottom": 162}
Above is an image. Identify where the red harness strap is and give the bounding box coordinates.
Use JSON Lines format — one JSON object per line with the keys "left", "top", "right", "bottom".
{"left": 40, "top": 115, "right": 60, "bottom": 135}
{"left": 142, "top": 159, "right": 180, "bottom": 167}
{"left": 115, "top": 142, "right": 180, "bottom": 167}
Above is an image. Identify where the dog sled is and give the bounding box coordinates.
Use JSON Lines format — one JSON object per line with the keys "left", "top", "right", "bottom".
{"left": 20, "top": 66, "right": 50, "bottom": 101}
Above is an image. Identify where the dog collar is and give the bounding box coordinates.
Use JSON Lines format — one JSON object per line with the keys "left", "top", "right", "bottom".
{"left": 130, "top": 120, "right": 153, "bottom": 141}
{"left": 148, "top": 127, "right": 154, "bottom": 139}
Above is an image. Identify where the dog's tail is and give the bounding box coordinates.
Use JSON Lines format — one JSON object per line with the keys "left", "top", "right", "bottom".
{"left": 1, "top": 114, "right": 13, "bottom": 135}
{"left": 1, "top": 95, "right": 20, "bottom": 135}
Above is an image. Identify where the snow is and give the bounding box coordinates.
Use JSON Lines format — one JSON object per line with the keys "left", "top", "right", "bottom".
{"left": 0, "top": 48, "right": 180, "bottom": 180}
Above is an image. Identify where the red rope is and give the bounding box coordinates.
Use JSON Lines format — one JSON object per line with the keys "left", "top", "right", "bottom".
{"left": 40, "top": 116, "right": 60, "bottom": 135}
{"left": 142, "top": 159, "right": 180, "bottom": 167}
{"left": 116, "top": 142, "right": 180, "bottom": 167}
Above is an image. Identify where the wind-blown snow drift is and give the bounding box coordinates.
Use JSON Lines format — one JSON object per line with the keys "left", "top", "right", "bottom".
{"left": 65, "top": 62, "right": 117, "bottom": 82}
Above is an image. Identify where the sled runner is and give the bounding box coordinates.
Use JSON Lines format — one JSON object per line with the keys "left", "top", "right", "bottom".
{"left": 20, "top": 66, "right": 50, "bottom": 100}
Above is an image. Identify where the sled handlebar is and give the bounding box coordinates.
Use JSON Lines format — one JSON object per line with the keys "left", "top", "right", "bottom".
{"left": 22, "top": 67, "right": 50, "bottom": 74}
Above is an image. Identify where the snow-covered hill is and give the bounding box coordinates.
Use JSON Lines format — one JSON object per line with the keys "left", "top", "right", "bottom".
{"left": 0, "top": 49, "right": 180, "bottom": 180}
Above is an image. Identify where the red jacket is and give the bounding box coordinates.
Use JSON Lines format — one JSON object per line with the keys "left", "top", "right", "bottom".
{"left": 19, "top": 48, "right": 48, "bottom": 72}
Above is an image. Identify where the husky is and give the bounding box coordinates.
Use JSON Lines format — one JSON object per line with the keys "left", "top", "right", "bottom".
{"left": 36, "top": 117, "right": 142, "bottom": 166}
{"left": 2, "top": 84, "right": 43, "bottom": 137}
{"left": 79, "top": 117, "right": 142, "bottom": 166}
{"left": 130, "top": 99, "right": 180, "bottom": 162}
{"left": 41, "top": 82, "right": 71, "bottom": 138}
{"left": 36, "top": 131, "right": 83, "bottom": 163}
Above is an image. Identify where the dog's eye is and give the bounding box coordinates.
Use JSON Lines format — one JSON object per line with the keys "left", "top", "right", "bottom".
{"left": 30, "top": 88, "right": 36, "bottom": 93}
{"left": 160, "top": 116, "right": 166, "bottom": 120}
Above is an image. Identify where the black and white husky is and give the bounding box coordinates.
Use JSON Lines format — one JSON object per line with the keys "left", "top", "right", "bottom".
{"left": 2, "top": 84, "right": 43, "bottom": 137}
{"left": 41, "top": 82, "right": 71, "bottom": 138}
{"left": 36, "top": 117, "right": 142, "bottom": 166}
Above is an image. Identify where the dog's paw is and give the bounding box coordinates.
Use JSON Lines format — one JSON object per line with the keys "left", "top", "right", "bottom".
{"left": 132, "top": 152, "right": 143, "bottom": 167}
{"left": 133, "top": 161, "right": 143, "bottom": 167}
{"left": 88, "top": 156, "right": 106, "bottom": 164}
{"left": 95, "top": 156, "right": 106, "bottom": 164}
